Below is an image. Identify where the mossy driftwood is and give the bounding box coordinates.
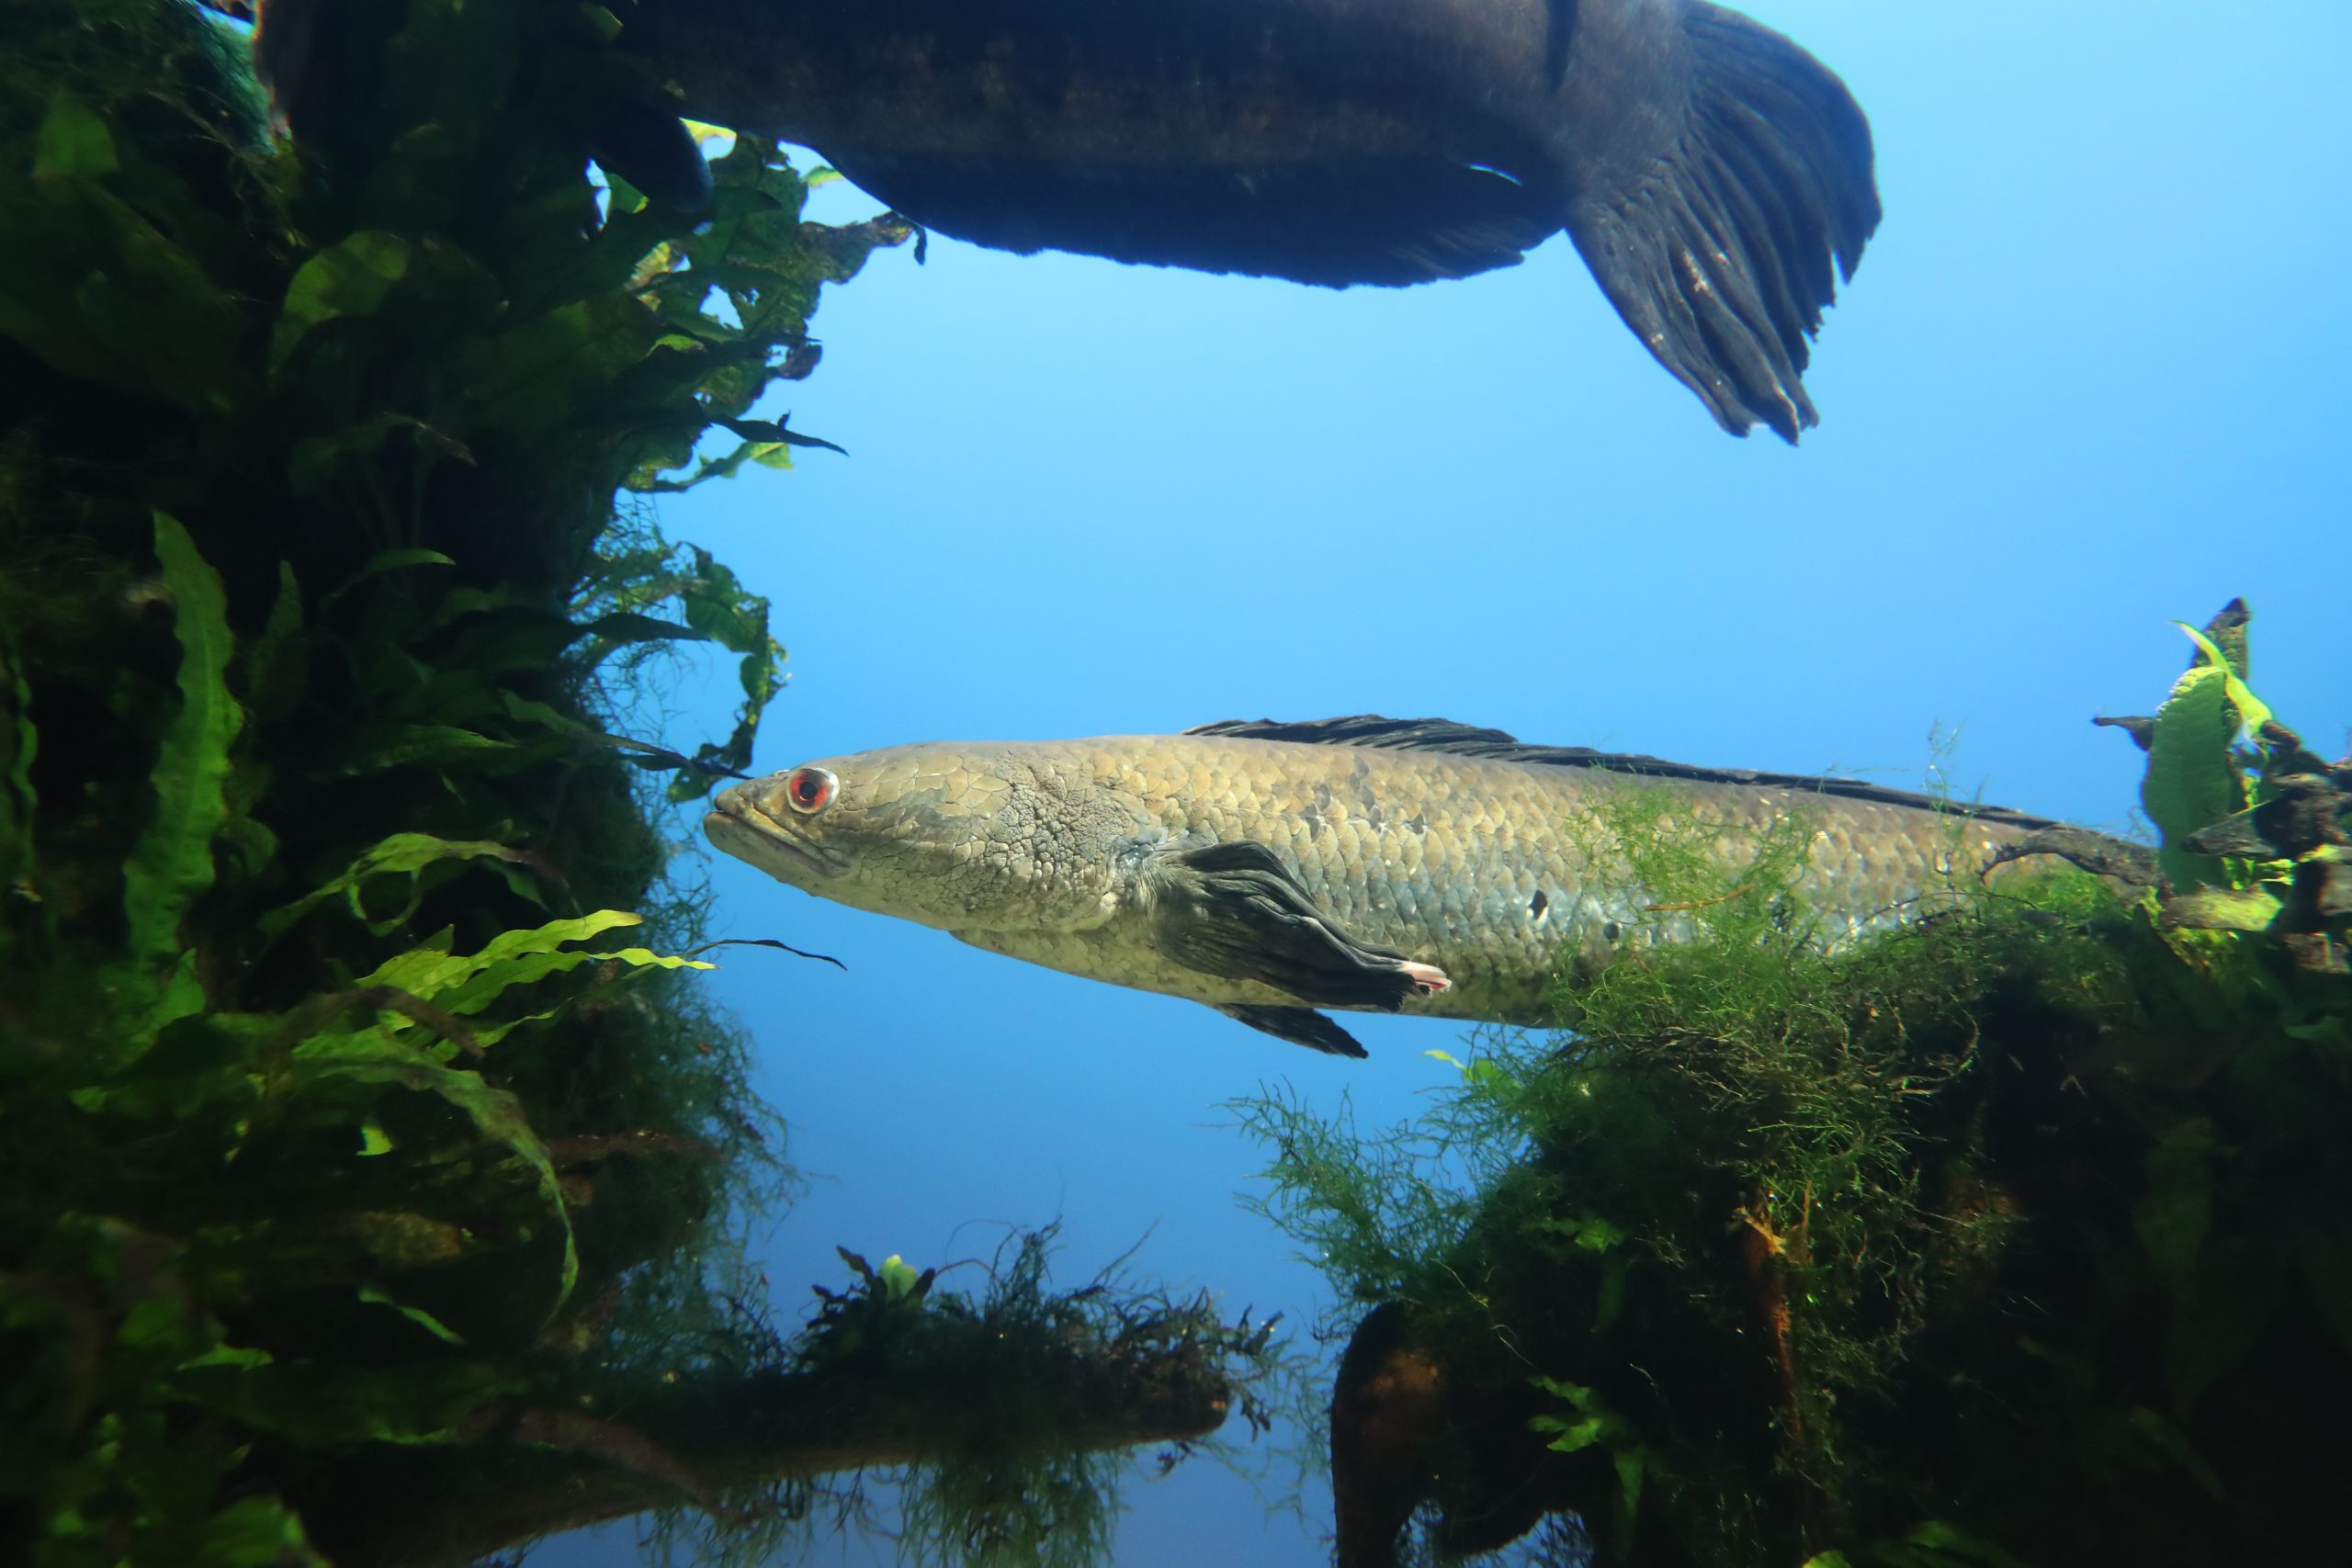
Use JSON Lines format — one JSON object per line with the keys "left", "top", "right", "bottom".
{"left": 1241, "top": 605, "right": 2348, "bottom": 1568}
{"left": 0, "top": 5, "right": 1254, "bottom": 1564}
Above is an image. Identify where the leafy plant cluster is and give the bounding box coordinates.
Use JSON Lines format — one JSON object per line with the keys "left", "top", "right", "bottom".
{"left": 1242, "top": 604, "right": 2347, "bottom": 1568}
{"left": 0, "top": 4, "right": 1261, "bottom": 1564}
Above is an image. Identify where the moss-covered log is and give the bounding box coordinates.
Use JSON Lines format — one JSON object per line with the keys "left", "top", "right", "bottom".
{"left": 290, "top": 1253, "right": 1242, "bottom": 1568}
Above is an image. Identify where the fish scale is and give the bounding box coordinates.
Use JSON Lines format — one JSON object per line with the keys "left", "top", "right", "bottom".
{"left": 707, "top": 720, "right": 2075, "bottom": 1055}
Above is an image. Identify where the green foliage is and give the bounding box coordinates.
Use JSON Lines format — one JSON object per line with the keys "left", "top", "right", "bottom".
{"left": 1243, "top": 606, "right": 2347, "bottom": 1567}
{"left": 2133, "top": 604, "right": 2349, "bottom": 971}
{"left": 0, "top": 0, "right": 910, "bottom": 1561}
{"left": 115, "top": 512, "right": 244, "bottom": 1030}
{"left": 2, "top": 7, "right": 1272, "bottom": 1566}
{"left": 2143, "top": 626, "right": 2255, "bottom": 889}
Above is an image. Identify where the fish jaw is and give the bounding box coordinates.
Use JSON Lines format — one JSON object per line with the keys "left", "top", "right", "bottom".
{"left": 705, "top": 788, "right": 846, "bottom": 892}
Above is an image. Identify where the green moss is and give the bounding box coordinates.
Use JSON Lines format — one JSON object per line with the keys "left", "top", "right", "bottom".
{"left": 1243, "top": 611, "right": 2349, "bottom": 1567}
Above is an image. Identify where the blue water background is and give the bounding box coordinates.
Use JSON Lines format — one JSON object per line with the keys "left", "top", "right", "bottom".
{"left": 555, "top": 2, "right": 2348, "bottom": 1562}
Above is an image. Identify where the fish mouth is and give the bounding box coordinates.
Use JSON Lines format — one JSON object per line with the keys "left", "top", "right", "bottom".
{"left": 704, "top": 794, "right": 844, "bottom": 883}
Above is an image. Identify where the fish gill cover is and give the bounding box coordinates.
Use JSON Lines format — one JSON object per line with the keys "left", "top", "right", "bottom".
{"left": 0, "top": 2, "right": 1282, "bottom": 1563}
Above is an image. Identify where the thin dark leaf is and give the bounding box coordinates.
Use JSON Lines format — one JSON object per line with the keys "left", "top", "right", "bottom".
{"left": 684, "top": 936, "right": 846, "bottom": 971}
{"left": 715, "top": 414, "right": 847, "bottom": 456}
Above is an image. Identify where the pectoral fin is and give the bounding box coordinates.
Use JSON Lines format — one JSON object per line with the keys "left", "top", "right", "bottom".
{"left": 1148, "top": 840, "right": 1451, "bottom": 1011}
{"left": 1215, "top": 1004, "right": 1370, "bottom": 1060}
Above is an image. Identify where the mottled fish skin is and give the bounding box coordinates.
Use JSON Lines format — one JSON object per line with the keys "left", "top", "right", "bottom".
{"left": 706, "top": 728, "right": 2056, "bottom": 1040}
{"left": 623, "top": 0, "right": 1561, "bottom": 182}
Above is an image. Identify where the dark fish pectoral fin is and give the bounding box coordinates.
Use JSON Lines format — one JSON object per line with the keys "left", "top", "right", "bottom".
{"left": 1216, "top": 1005, "right": 1369, "bottom": 1059}
{"left": 1564, "top": 1, "right": 1880, "bottom": 442}
{"left": 1147, "top": 840, "right": 1453, "bottom": 1010}
{"left": 820, "top": 148, "right": 1561, "bottom": 289}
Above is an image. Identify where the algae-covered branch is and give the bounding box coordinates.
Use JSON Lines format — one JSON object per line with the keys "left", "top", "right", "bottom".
{"left": 0, "top": 4, "right": 1264, "bottom": 1562}
{"left": 1240, "top": 603, "right": 2348, "bottom": 1567}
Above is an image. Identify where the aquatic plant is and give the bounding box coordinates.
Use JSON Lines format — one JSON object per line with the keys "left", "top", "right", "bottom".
{"left": 0, "top": 3, "right": 1263, "bottom": 1562}
{"left": 1238, "top": 604, "right": 2347, "bottom": 1567}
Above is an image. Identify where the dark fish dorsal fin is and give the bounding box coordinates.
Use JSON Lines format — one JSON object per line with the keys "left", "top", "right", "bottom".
{"left": 1183, "top": 715, "right": 2064, "bottom": 829}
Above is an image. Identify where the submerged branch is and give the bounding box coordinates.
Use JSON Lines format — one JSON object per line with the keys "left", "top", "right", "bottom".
{"left": 297, "top": 1311, "right": 1234, "bottom": 1567}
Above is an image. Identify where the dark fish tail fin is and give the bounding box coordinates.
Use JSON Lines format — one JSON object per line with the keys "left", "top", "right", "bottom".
{"left": 1564, "top": 2, "right": 1880, "bottom": 442}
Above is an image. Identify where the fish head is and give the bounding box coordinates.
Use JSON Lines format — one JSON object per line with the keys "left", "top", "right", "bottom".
{"left": 705, "top": 740, "right": 1149, "bottom": 932}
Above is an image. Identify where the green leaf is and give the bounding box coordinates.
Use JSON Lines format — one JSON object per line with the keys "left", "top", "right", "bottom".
{"left": 335, "top": 723, "right": 514, "bottom": 775}
{"left": 287, "top": 1044, "right": 578, "bottom": 1316}
{"left": 2160, "top": 1231, "right": 2287, "bottom": 1413}
{"left": 2175, "top": 622, "right": 2274, "bottom": 740}
{"left": 2143, "top": 665, "right": 2242, "bottom": 888}
{"left": 1896, "top": 1519, "right": 2036, "bottom": 1568}
{"left": 2119, "top": 1405, "right": 2225, "bottom": 1501}
{"left": 32, "top": 92, "right": 119, "bottom": 180}
{"left": 1534, "top": 1213, "right": 1630, "bottom": 1253}
{"left": 658, "top": 547, "right": 785, "bottom": 801}
{"left": 324, "top": 548, "right": 459, "bottom": 609}
{"left": 459, "top": 293, "right": 663, "bottom": 435}
{"left": 357, "top": 910, "right": 709, "bottom": 1019}
{"left": 288, "top": 415, "right": 473, "bottom": 499}
{"left": 577, "top": 3, "right": 625, "bottom": 43}
{"left": 0, "top": 623, "right": 37, "bottom": 893}
{"left": 176, "top": 1348, "right": 514, "bottom": 1447}
{"left": 188, "top": 1495, "right": 329, "bottom": 1568}
{"left": 118, "top": 514, "right": 245, "bottom": 1024}
{"left": 356, "top": 1284, "right": 468, "bottom": 1345}
{"left": 272, "top": 231, "right": 417, "bottom": 368}
{"left": 1528, "top": 1375, "right": 1648, "bottom": 1551}
{"left": 575, "top": 611, "right": 711, "bottom": 648}
{"left": 2134, "top": 1119, "right": 2213, "bottom": 1300}
{"left": 242, "top": 563, "right": 309, "bottom": 725}
{"left": 261, "top": 832, "right": 551, "bottom": 938}
{"left": 0, "top": 175, "right": 252, "bottom": 412}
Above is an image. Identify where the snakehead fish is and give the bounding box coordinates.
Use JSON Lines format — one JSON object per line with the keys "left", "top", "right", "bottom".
{"left": 254, "top": 0, "right": 1880, "bottom": 441}
{"left": 706, "top": 716, "right": 2072, "bottom": 1058}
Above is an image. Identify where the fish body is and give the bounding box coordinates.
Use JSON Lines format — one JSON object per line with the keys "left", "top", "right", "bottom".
{"left": 613, "top": 0, "right": 1879, "bottom": 439}
{"left": 707, "top": 716, "right": 2065, "bottom": 1056}
{"left": 254, "top": 0, "right": 1878, "bottom": 439}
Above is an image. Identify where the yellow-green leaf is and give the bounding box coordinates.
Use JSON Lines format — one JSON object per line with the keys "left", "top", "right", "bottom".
{"left": 272, "top": 231, "right": 416, "bottom": 368}
{"left": 32, "top": 92, "right": 119, "bottom": 180}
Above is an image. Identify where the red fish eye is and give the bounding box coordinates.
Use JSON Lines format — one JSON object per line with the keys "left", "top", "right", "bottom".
{"left": 784, "top": 765, "right": 835, "bottom": 814}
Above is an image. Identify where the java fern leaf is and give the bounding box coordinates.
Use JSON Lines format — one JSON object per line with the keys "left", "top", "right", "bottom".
{"left": 283, "top": 1029, "right": 579, "bottom": 1314}
{"left": 0, "top": 623, "right": 35, "bottom": 894}
{"left": 117, "top": 513, "right": 245, "bottom": 1031}
{"left": 260, "top": 832, "right": 552, "bottom": 939}
{"left": 2143, "top": 664, "right": 2244, "bottom": 891}
{"left": 355, "top": 910, "right": 715, "bottom": 1043}
{"left": 286, "top": 913, "right": 720, "bottom": 1316}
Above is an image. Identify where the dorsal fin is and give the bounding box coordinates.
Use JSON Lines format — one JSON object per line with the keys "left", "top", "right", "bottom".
{"left": 1182, "top": 715, "right": 2065, "bottom": 829}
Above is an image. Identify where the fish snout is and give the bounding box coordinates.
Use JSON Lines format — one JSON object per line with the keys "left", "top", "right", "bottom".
{"left": 705, "top": 780, "right": 844, "bottom": 884}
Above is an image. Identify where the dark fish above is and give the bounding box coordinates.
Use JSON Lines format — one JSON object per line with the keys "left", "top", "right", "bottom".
{"left": 256, "top": 0, "right": 1882, "bottom": 441}
{"left": 706, "top": 716, "right": 2082, "bottom": 1059}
